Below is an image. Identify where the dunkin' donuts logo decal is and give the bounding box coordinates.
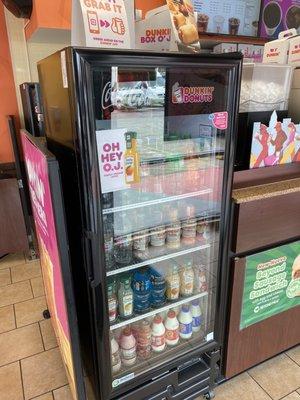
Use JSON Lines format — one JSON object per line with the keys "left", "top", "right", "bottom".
{"left": 172, "top": 82, "right": 214, "bottom": 104}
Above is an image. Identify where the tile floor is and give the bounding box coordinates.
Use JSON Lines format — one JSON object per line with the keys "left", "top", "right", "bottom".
{"left": 0, "top": 253, "right": 299, "bottom": 400}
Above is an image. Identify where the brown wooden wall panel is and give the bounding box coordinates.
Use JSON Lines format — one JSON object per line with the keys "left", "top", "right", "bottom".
{"left": 233, "top": 192, "right": 300, "bottom": 254}
{"left": 0, "top": 179, "right": 28, "bottom": 256}
{"left": 224, "top": 258, "right": 300, "bottom": 379}
{"left": 233, "top": 162, "right": 300, "bottom": 190}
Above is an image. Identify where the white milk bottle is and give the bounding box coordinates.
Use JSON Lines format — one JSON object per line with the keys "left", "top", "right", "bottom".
{"left": 191, "top": 300, "right": 202, "bottom": 332}
{"left": 164, "top": 310, "right": 179, "bottom": 346}
{"left": 178, "top": 305, "right": 193, "bottom": 339}
{"left": 111, "top": 335, "right": 121, "bottom": 374}
{"left": 151, "top": 315, "right": 166, "bottom": 352}
{"left": 119, "top": 327, "right": 137, "bottom": 366}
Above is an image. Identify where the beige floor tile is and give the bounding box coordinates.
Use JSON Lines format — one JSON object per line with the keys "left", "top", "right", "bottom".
{"left": 53, "top": 385, "right": 72, "bottom": 400}
{"left": 31, "top": 276, "right": 45, "bottom": 297}
{"left": 0, "top": 269, "right": 11, "bottom": 287}
{"left": 0, "top": 362, "right": 23, "bottom": 400}
{"left": 21, "top": 347, "right": 68, "bottom": 399}
{"left": 11, "top": 261, "right": 41, "bottom": 283}
{"left": 40, "top": 319, "right": 58, "bottom": 350}
{"left": 0, "top": 253, "right": 25, "bottom": 270}
{"left": 0, "top": 305, "right": 15, "bottom": 333}
{"left": 32, "top": 393, "right": 54, "bottom": 400}
{"left": 15, "top": 296, "right": 47, "bottom": 328}
{"left": 0, "top": 323, "right": 43, "bottom": 366}
{"left": 0, "top": 281, "right": 32, "bottom": 307}
{"left": 282, "top": 393, "right": 300, "bottom": 400}
{"left": 214, "top": 373, "right": 271, "bottom": 400}
{"left": 249, "top": 354, "right": 300, "bottom": 400}
{"left": 286, "top": 345, "right": 300, "bottom": 366}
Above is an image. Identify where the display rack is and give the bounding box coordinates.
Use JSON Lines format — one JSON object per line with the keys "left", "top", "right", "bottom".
{"left": 110, "top": 291, "right": 209, "bottom": 331}
{"left": 106, "top": 242, "right": 212, "bottom": 276}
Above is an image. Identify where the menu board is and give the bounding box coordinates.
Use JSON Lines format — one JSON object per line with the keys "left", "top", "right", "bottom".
{"left": 192, "top": 0, "right": 261, "bottom": 36}
{"left": 260, "top": 0, "right": 300, "bottom": 39}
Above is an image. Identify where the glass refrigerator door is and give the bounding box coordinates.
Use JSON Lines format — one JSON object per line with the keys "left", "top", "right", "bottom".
{"left": 93, "top": 63, "right": 232, "bottom": 388}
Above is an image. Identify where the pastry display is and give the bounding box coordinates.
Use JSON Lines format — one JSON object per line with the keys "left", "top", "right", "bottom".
{"left": 173, "top": 12, "right": 186, "bottom": 30}
{"left": 178, "top": 24, "right": 199, "bottom": 44}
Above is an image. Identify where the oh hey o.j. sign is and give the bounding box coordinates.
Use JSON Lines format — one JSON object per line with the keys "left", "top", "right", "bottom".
{"left": 96, "top": 128, "right": 127, "bottom": 193}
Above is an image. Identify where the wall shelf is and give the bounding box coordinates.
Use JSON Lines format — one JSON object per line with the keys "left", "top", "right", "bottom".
{"left": 199, "top": 34, "right": 268, "bottom": 50}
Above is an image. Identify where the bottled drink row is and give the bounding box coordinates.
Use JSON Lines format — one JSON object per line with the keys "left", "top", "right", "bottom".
{"left": 108, "top": 257, "right": 208, "bottom": 324}
{"left": 104, "top": 205, "right": 220, "bottom": 270}
{"left": 111, "top": 300, "right": 206, "bottom": 374}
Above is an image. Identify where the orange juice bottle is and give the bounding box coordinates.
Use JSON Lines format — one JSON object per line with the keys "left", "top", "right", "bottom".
{"left": 124, "top": 132, "right": 140, "bottom": 184}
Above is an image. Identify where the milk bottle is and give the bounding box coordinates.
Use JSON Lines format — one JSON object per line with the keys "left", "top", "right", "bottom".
{"left": 164, "top": 310, "right": 179, "bottom": 346}
{"left": 151, "top": 315, "right": 166, "bottom": 352}
{"left": 191, "top": 300, "right": 202, "bottom": 332}
{"left": 178, "top": 305, "right": 193, "bottom": 339}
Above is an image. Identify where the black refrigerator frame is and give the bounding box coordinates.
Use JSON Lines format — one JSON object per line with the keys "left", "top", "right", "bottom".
{"left": 38, "top": 47, "right": 242, "bottom": 400}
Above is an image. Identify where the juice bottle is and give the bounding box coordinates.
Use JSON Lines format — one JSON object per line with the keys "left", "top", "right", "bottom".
{"left": 164, "top": 310, "right": 179, "bottom": 346}
{"left": 118, "top": 275, "right": 134, "bottom": 318}
{"left": 119, "top": 327, "right": 137, "bottom": 366}
{"left": 107, "top": 278, "right": 118, "bottom": 323}
{"left": 151, "top": 315, "right": 166, "bottom": 352}
{"left": 110, "top": 334, "right": 121, "bottom": 374}
{"left": 166, "top": 263, "right": 180, "bottom": 301}
{"left": 114, "top": 212, "right": 133, "bottom": 265}
{"left": 136, "top": 320, "right": 152, "bottom": 359}
{"left": 191, "top": 300, "right": 202, "bottom": 332}
{"left": 182, "top": 205, "right": 197, "bottom": 245}
{"left": 194, "top": 263, "right": 208, "bottom": 293}
{"left": 180, "top": 258, "right": 194, "bottom": 297}
{"left": 132, "top": 268, "right": 152, "bottom": 313}
{"left": 124, "top": 132, "right": 140, "bottom": 184}
{"left": 103, "top": 214, "right": 114, "bottom": 270}
{"left": 178, "top": 305, "right": 193, "bottom": 339}
{"left": 150, "top": 270, "right": 166, "bottom": 308}
{"left": 166, "top": 207, "right": 181, "bottom": 249}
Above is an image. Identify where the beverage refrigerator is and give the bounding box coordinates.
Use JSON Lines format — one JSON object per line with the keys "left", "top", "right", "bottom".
{"left": 37, "top": 48, "right": 242, "bottom": 400}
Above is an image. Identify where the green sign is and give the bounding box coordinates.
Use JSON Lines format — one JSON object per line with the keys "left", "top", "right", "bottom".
{"left": 240, "top": 241, "right": 300, "bottom": 330}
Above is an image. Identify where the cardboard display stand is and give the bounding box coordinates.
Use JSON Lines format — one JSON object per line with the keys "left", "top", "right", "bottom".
{"left": 72, "top": 0, "right": 135, "bottom": 48}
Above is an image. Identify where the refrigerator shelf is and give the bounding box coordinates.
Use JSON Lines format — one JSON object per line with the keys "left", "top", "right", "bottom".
{"left": 109, "top": 291, "right": 208, "bottom": 331}
{"left": 102, "top": 188, "right": 212, "bottom": 214}
{"left": 106, "top": 243, "right": 211, "bottom": 277}
{"left": 112, "top": 327, "right": 208, "bottom": 382}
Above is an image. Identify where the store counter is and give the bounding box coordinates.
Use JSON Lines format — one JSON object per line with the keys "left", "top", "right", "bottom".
{"left": 223, "top": 170, "right": 300, "bottom": 379}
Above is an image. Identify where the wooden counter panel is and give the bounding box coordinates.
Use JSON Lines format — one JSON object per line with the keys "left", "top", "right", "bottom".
{"left": 233, "top": 191, "right": 300, "bottom": 254}
{"left": 224, "top": 257, "right": 300, "bottom": 379}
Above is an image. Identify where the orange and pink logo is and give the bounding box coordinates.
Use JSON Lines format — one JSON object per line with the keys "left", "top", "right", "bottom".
{"left": 172, "top": 82, "right": 214, "bottom": 104}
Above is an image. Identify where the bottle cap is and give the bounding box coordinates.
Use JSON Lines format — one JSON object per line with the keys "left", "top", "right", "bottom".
{"left": 123, "top": 327, "right": 131, "bottom": 336}
{"left": 153, "top": 315, "right": 162, "bottom": 324}
{"left": 167, "top": 310, "right": 176, "bottom": 318}
{"left": 191, "top": 300, "right": 199, "bottom": 306}
{"left": 181, "top": 305, "right": 190, "bottom": 313}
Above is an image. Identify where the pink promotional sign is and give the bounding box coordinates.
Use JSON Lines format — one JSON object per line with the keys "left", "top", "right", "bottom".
{"left": 21, "top": 132, "right": 77, "bottom": 398}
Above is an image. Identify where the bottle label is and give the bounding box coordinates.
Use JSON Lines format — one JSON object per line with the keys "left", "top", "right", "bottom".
{"left": 122, "top": 295, "right": 133, "bottom": 316}
{"left": 179, "top": 322, "right": 192, "bottom": 335}
{"left": 151, "top": 334, "right": 165, "bottom": 347}
{"left": 125, "top": 156, "right": 135, "bottom": 182}
{"left": 150, "top": 227, "right": 166, "bottom": 246}
{"left": 112, "top": 350, "right": 121, "bottom": 366}
{"left": 166, "top": 224, "right": 181, "bottom": 243}
{"left": 108, "top": 298, "right": 117, "bottom": 322}
{"left": 165, "top": 328, "right": 179, "bottom": 341}
{"left": 192, "top": 316, "right": 202, "bottom": 328}
{"left": 166, "top": 280, "right": 180, "bottom": 300}
{"left": 121, "top": 345, "right": 136, "bottom": 360}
